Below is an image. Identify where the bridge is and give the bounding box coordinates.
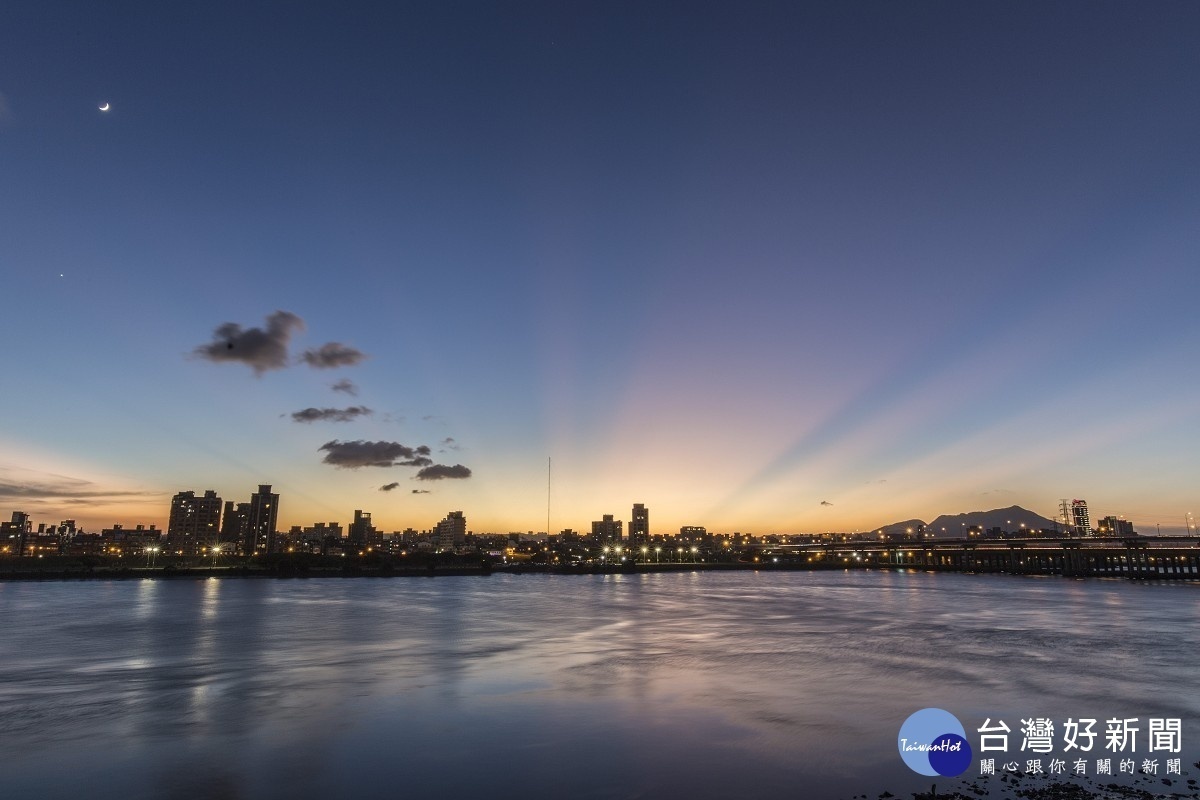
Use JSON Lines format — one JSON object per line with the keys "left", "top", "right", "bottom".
{"left": 752, "top": 536, "right": 1200, "bottom": 579}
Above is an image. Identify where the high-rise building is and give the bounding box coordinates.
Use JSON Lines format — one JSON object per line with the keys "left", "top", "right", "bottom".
{"left": 221, "top": 501, "right": 250, "bottom": 548}
{"left": 2, "top": 511, "right": 31, "bottom": 556}
{"left": 246, "top": 484, "right": 280, "bottom": 554}
{"left": 630, "top": 503, "right": 649, "bottom": 545}
{"left": 434, "top": 511, "right": 466, "bottom": 551}
{"left": 591, "top": 514, "right": 622, "bottom": 543}
{"left": 349, "top": 510, "right": 377, "bottom": 546}
{"left": 167, "top": 490, "right": 222, "bottom": 554}
{"left": 1071, "top": 500, "right": 1092, "bottom": 537}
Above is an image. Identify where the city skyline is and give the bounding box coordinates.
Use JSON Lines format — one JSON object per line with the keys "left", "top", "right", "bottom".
{"left": 0, "top": 486, "right": 1183, "bottom": 540}
{"left": 3, "top": 3, "right": 1199, "bottom": 535}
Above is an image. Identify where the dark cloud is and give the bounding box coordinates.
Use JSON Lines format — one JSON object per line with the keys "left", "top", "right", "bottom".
{"left": 412, "top": 489, "right": 431, "bottom": 494}
{"left": 820, "top": 500, "right": 833, "bottom": 506}
{"left": 331, "top": 379, "right": 358, "bottom": 396}
{"left": 440, "top": 437, "right": 460, "bottom": 451}
{"left": 398, "top": 457, "right": 433, "bottom": 467}
{"left": 415, "top": 464, "right": 472, "bottom": 481}
{"left": 379, "top": 482, "right": 400, "bottom": 492}
{"left": 319, "top": 440, "right": 430, "bottom": 469}
{"left": 290, "top": 406, "right": 373, "bottom": 423}
{"left": 416, "top": 445, "right": 431, "bottom": 456}
{"left": 301, "top": 342, "right": 366, "bottom": 369}
{"left": 193, "top": 310, "right": 304, "bottom": 375}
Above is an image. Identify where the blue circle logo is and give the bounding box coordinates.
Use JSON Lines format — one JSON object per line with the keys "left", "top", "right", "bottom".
{"left": 898, "top": 708, "right": 972, "bottom": 777}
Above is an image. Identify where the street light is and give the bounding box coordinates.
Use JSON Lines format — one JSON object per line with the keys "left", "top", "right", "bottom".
{"left": 211, "top": 544, "right": 221, "bottom": 567}
{"left": 641, "top": 546, "right": 648, "bottom": 563}
{"left": 654, "top": 546, "right": 661, "bottom": 563}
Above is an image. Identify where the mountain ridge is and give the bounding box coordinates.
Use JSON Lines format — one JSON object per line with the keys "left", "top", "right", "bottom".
{"left": 870, "top": 505, "right": 1059, "bottom": 538}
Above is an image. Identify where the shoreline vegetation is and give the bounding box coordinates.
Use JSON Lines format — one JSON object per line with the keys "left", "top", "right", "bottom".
{"left": 1, "top": 552, "right": 1198, "bottom": 583}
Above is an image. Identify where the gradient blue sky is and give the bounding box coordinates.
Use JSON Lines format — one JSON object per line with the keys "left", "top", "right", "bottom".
{"left": 3, "top": 2, "right": 1198, "bottom": 534}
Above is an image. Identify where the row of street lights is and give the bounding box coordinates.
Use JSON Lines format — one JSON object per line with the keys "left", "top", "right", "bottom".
{"left": 599, "top": 545, "right": 701, "bottom": 564}
{"left": 141, "top": 544, "right": 225, "bottom": 568}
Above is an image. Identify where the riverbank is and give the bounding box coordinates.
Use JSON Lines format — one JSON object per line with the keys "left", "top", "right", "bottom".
{"left": 3, "top": 555, "right": 1199, "bottom": 583}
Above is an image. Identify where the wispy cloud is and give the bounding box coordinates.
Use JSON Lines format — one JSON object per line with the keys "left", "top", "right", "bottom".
{"left": 379, "top": 482, "right": 400, "bottom": 492}
{"left": 331, "top": 379, "right": 358, "bottom": 396}
{"left": 290, "top": 406, "right": 373, "bottom": 423}
{"left": 0, "top": 481, "right": 155, "bottom": 501}
{"left": 412, "top": 489, "right": 431, "bottom": 494}
{"left": 192, "top": 310, "right": 304, "bottom": 375}
{"left": 0, "top": 467, "right": 159, "bottom": 504}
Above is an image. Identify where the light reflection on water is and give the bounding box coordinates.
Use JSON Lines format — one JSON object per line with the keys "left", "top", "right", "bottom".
{"left": 0, "top": 571, "right": 1197, "bottom": 799}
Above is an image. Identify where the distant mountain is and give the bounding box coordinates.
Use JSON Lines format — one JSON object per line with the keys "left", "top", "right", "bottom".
{"left": 869, "top": 506, "right": 1058, "bottom": 539}
{"left": 926, "top": 506, "right": 1058, "bottom": 538}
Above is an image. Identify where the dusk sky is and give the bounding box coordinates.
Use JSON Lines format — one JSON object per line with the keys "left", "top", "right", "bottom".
{"left": 3, "top": 2, "right": 1198, "bottom": 535}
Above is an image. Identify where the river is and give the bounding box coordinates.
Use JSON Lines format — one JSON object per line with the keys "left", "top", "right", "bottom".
{"left": 2, "top": 570, "right": 1197, "bottom": 799}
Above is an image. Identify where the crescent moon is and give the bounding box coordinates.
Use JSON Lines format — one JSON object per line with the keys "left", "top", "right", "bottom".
{"left": 99, "top": 103, "right": 110, "bottom": 112}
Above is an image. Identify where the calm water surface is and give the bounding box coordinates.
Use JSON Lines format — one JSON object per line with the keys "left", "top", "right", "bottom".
{"left": 2, "top": 571, "right": 1197, "bottom": 799}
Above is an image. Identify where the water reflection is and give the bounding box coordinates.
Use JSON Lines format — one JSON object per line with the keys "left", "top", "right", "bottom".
{"left": 0, "top": 572, "right": 1197, "bottom": 800}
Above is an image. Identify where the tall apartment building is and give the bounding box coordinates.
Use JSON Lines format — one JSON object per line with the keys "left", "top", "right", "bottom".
{"left": 434, "top": 511, "right": 466, "bottom": 551}
{"left": 246, "top": 485, "right": 280, "bottom": 554}
{"left": 221, "top": 502, "right": 250, "bottom": 548}
{"left": 630, "top": 503, "right": 649, "bottom": 545}
{"left": 167, "top": 490, "right": 222, "bottom": 553}
{"left": 348, "top": 510, "right": 378, "bottom": 546}
{"left": 1071, "top": 499, "right": 1092, "bottom": 537}
{"left": 591, "top": 514, "right": 623, "bottom": 543}
{"left": 2, "top": 511, "right": 31, "bottom": 556}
